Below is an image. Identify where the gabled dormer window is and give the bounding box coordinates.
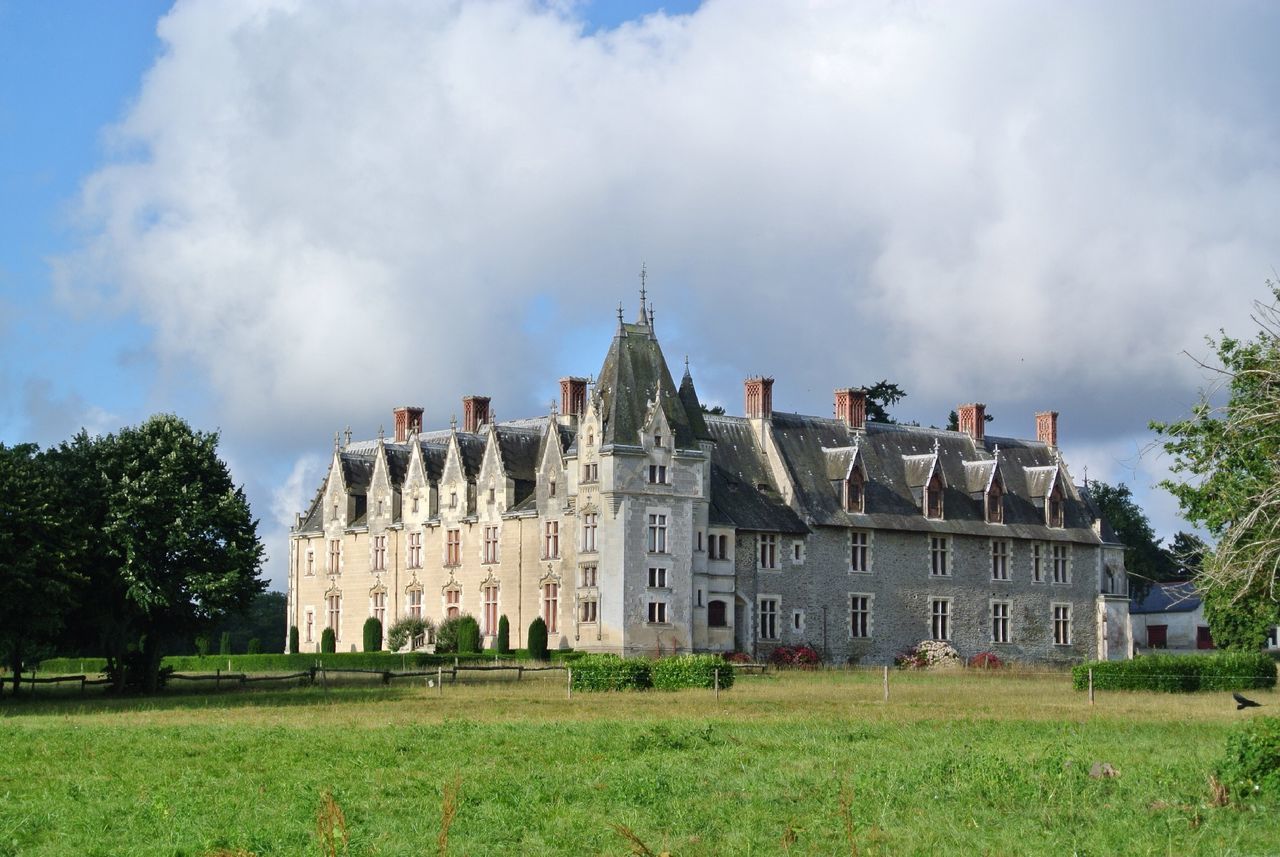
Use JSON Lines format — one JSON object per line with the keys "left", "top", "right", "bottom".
{"left": 845, "top": 470, "right": 865, "bottom": 513}
{"left": 986, "top": 481, "right": 1004, "bottom": 524}
{"left": 1047, "top": 483, "right": 1065, "bottom": 528}
{"left": 654, "top": 434, "right": 662, "bottom": 448}
{"left": 925, "top": 472, "right": 944, "bottom": 520}
{"left": 449, "top": 491, "right": 458, "bottom": 509}
{"left": 549, "top": 479, "right": 557, "bottom": 497}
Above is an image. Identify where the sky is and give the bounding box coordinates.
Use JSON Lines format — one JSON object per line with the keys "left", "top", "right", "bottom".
{"left": 2, "top": 0, "right": 1278, "bottom": 592}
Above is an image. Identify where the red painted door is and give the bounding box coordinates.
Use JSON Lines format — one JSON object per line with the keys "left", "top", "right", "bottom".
{"left": 1197, "top": 626, "right": 1214, "bottom": 649}
{"left": 1147, "top": 625, "right": 1168, "bottom": 649}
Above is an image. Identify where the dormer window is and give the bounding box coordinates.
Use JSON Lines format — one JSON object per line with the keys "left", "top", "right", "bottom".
{"left": 654, "top": 434, "right": 663, "bottom": 448}
{"left": 925, "top": 472, "right": 944, "bottom": 520}
{"left": 1048, "top": 483, "right": 1065, "bottom": 528}
{"left": 549, "top": 480, "right": 557, "bottom": 497}
{"left": 588, "top": 431, "right": 595, "bottom": 446}
{"left": 648, "top": 464, "right": 667, "bottom": 484}
{"left": 986, "top": 481, "right": 1004, "bottom": 524}
{"left": 412, "top": 495, "right": 419, "bottom": 514}
{"left": 450, "top": 491, "right": 458, "bottom": 509}
{"left": 845, "top": 470, "right": 865, "bottom": 513}
{"left": 377, "top": 499, "right": 383, "bottom": 517}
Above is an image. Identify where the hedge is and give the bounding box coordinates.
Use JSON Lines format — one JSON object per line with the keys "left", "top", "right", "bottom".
{"left": 570, "top": 654, "right": 652, "bottom": 691}
{"left": 363, "top": 617, "right": 383, "bottom": 652}
{"left": 39, "top": 649, "right": 577, "bottom": 675}
{"left": 1072, "top": 652, "right": 1276, "bottom": 693}
{"left": 651, "top": 654, "right": 735, "bottom": 690}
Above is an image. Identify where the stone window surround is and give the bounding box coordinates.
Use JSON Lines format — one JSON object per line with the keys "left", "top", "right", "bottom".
{"left": 849, "top": 529, "right": 873, "bottom": 574}
{"left": 849, "top": 592, "right": 873, "bottom": 639}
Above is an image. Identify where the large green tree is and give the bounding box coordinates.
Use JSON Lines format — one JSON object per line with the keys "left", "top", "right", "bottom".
{"left": 103, "top": 415, "right": 265, "bottom": 690}
{"left": 1152, "top": 283, "right": 1280, "bottom": 643}
{"left": 0, "top": 444, "right": 79, "bottom": 697}
{"left": 1087, "top": 480, "right": 1176, "bottom": 599}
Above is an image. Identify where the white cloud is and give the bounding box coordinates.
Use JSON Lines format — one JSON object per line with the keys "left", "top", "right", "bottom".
{"left": 54, "top": 0, "right": 1280, "bottom": 580}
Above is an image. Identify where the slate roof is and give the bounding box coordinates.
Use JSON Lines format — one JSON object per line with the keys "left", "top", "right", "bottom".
{"left": 1130, "top": 581, "right": 1202, "bottom": 614}
{"left": 594, "top": 321, "right": 702, "bottom": 450}
{"left": 705, "top": 416, "right": 808, "bottom": 533}
{"left": 496, "top": 426, "right": 542, "bottom": 482}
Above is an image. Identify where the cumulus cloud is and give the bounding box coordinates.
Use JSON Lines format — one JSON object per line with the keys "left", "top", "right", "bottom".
{"left": 54, "top": 0, "right": 1280, "bottom": 579}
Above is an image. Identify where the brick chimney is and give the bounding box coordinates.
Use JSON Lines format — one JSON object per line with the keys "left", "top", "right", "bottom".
{"left": 393, "top": 406, "right": 424, "bottom": 443}
{"left": 462, "top": 396, "right": 491, "bottom": 433}
{"left": 560, "top": 377, "right": 587, "bottom": 418}
{"left": 744, "top": 376, "right": 774, "bottom": 420}
{"left": 1035, "top": 410, "right": 1059, "bottom": 448}
{"left": 834, "top": 388, "right": 867, "bottom": 431}
{"left": 957, "top": 403, "right": 986, "bottom": 442}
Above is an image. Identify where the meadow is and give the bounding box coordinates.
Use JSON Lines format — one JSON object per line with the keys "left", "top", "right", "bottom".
{"left": 1, "top": 669, "right": 1276, "bottom": 856}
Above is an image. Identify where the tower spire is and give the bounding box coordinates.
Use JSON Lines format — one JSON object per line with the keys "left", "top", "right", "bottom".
{"left": 637, "top": 262, "right": 649, "bottom": 324}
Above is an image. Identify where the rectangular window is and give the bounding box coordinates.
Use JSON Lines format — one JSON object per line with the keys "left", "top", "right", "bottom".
{"left": 708, "top": 534, "right": 721, "bottom": 560}
{"left": 648, "top": 464, "right": 667, "bottom": 484}
{"left": 1053, "top": 603, "right": 1072, "bottom": 645}
{"left": 930, "top": 598, "right": 950, "bottom": 641}
{"left": 582, "top": 513, "right": 597, "bottom": 552}
{"left": 372, "top": 535, "right": 386, "bottom": 571}
{"left": 328, "top": 539, "right": 341, "bottom": 574}
{"left": 697, "top": 531, "right": 703, "bottom": 552}
{"left": 581, "top": 566, "right": 597, "bottom": 588}
{"left": 991, "top": 540, "right": 1009, "bottom": 581}
{"left": 306, "top": 550, "right": 315, "bottom": 576}
{"left": 792, "top": 541, "right": 804, "bottom": 563}
{"left": 408, "top": 589, "right": 422, "bottom": 619}
{"left": 850, "top": 531, "right": 870, "bottom": 572}
{"left": 445, "top": 588, "right": 460, "bottom": 619}
{"left": 580, "top": 599, "right": 598, "bottom": 623}
{"left": 647, "top": 601, "right": 668, "bottom": 623}
{"left": 412, "top": 495, "right": 420, "bottom": 514}
{"left": 372, "top": 590, "right": 386, "bottom": 627}
{"left": 991, "top": 601, "right": 1010, "bottom": 643}
{"left": 850, "top": 595, "right": 871, "bottom": 638}
{"left": 483, "top": 526, "right": 499, "bottom": 564}
{"left": 1052, "top": 545, "right": 1070, "bottom": 583}
{"left": 543, "top": 582, "right": 559, "bottom": 633}
{"left": 1032, "top": 543, "right": 1044, "bottom": 582}
{"left": 929, "top": 536, "right": 950, "bottom": 576}
{"left": 544, "top": 521, "right": 560, "bottom": 559}
{"left": 792, "top": 610, "right": 804, "bottom": 632}
{"left": 446, "top": 529, "right": 461, "bottom": 566}
{"left": 647, "top": 514, "right": 668, "bottom": 553}
{"left": 305, "top": 609, "right": 314, "bottom": 643}
{"left": 327, "top": 593, "right": 341, "bottom": 639}
{"left": 759, "top": 534, "right": 778, "bottom": 570}
{"left": 582, "top": 462, "right": 598, "bottom": 483}
{"left": 758, "top": 598, "right": 779, "bottom": 640}
{"left": 718, "top": 534, "right": 728, "bottom": 559}
{"left": 408, "top": 532, "right": 422, "bottom": 568}
{"left": 482, "top": 584, "right": 499, "bottom": 636}
{"left": 647, "top": 567, "right": 668, "bottom": 588}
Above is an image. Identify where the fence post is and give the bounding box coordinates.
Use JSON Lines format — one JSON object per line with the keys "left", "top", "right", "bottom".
{"left": 567, "top": 667, "right": 573, "bottom": 700}
{"left": 883, "top": 665, "right": 889, "bottom": 702}
{"left": 437, "top": 665, "right": 442, "bottom": 697}
{"left": 517, "top": 665, "right": 524, "bottom": 682}
{"left": 1088, "top": 668, "right": 1094, "bottom": 706}
{"left": 715, "top": 668, "right": 720, "bottom": 703}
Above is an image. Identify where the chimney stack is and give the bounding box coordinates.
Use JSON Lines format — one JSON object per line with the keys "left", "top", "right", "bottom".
{"left": 560, "top": 377, "right": 588, "bottom": 418}
{"left": 744, "top": 376, "right": 774, "bottom": 420}
{"left": 835, "top": 388, "right": 867, "bottom": 431}
{"left": 1035, "top": 411, "right": 1059, "bottom": 448}
{"left": 393, "top": 406, "right": 424, "bottom": 443}
{"left": 462, "top": 396, "right": 491, "bottom": 433}
{"left": 957, "top": 403, "right": 986, "bottom": 442}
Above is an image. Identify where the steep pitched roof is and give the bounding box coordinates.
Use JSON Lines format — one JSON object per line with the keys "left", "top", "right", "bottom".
{"left": 705, "top": 415, "right": 808, "bottom": 534}
{"left": 594, "top": 321, "right": 702, "bottom": 449}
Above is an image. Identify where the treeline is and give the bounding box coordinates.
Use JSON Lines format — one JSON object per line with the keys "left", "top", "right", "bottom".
{"left": 0, "top": 415, "right": 264, "bottom": 696}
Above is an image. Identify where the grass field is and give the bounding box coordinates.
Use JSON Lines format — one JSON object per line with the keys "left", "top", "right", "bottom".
{"left": 1, "top": 670, "right": 1276, "bottom": 856}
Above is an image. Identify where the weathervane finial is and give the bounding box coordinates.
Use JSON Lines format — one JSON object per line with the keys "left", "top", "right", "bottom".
{"left": 450, "top": 413, "right": 457, "bottom": 432}
{"left": 932, "top": 437, "right": 941, "bottom": 456}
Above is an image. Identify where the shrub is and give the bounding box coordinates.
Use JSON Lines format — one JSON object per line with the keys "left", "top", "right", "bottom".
{"left": 320, "top": 627, "right": 336, "bottom": 654}
{"left": 968, "top": 651, "right": 1004, "bottom": 670}
{"left": 528, "top": 617, "right": 549, "bottom": 661}
{"left": 769, "top": 645, "right": 821, "bottom": 668}
{"left": 651, "top": 654, "right": 736, "bottom": 690}
{"left": 363, "top": 617, "right": 383, "bottom": 652}
{"left": 496, "top": 615, "right": 511, "bottom": 654}
{"left": 288, "top": 625, "right": 300, "bottom": 654}
{"left": 896, "top": 641, "right": 961, "bottom": 670}
{"left": 570, "top": 654, "right": 652, "bottom": 691}
{"left": 195, "top": 636, "right": 210, "bottom": 657}
{"left": 457, "top": 616, "right": 480, "bottom": 654}
{"left": 1072, "top": 653, "right": 1277, "bottom": 693}
{"left": 436, "top": 615, "right": 475, "bottom": 654}
{"left": 1218, "top": 716, "right": 1280, "bottom": 799}
{"left": 387, "top": 617, "right": 433, "bottom": 651}
{"left": 105, "top": 650, "right": 174, "bottom": 693}
{"left": 247, "top": 638, "right": 262, "bottom": 655}
{"left": 219, "top": 631, "right": 232, "bottom": 656}
{"left": 725, "top": 651, "right": 753, "bottom": 664}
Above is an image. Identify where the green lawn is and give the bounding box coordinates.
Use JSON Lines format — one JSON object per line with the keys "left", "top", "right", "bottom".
{"left": 0, "top": 670, "right": 1276, "bottom": 856}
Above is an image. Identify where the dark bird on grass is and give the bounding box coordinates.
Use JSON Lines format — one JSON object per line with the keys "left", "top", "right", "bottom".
{"left": 1233, "top": 692, "right": 1262, "bottom": 710}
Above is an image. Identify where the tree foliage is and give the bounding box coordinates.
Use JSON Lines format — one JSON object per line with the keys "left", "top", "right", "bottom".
{"left": 865, "top": 380, "right": 907, "bottom": 424}
{"left": 363, "top": 617, "right": 383, "bottom": 652}
{"left": 496, "top": 615, "right": 511, "bottom": 654}
{"left": 527, "top": 616, "right": 549, "bottom": 661}
{"left": 1087, "top": 480, "right": 1176, "bottom": 599}
{"left": 1152, "top": 283, "right": 1280, "bottom": 630}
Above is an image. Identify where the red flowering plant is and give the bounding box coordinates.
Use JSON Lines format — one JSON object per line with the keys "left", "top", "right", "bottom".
{"left": 769, "top": 645, "right": 821, "bottom": 668}
{"left": 724, "top": 651, "right": 754, "bottom": 664}
{"left": 967, "top": 651, "right": 1004, "bottom": 670}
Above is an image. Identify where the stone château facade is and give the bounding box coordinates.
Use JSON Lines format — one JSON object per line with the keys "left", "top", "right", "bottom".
{"left": 287, "top": 295, "right": 1132, "bottom": 664}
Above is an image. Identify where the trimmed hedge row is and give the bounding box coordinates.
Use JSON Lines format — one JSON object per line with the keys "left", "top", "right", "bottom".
{"left": 1072, "top": 652, "right": 1277, "bottom": 693}
{"left": 39, "top": 648, "right": 575, "bottom": 675}
{"left": 571, "top": 654, "right": 736, "bottom": 692}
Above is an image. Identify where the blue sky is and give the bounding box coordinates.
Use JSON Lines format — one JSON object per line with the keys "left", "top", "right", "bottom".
{"left": 3, "top": 1, "right": 1278, "bottom": 590}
